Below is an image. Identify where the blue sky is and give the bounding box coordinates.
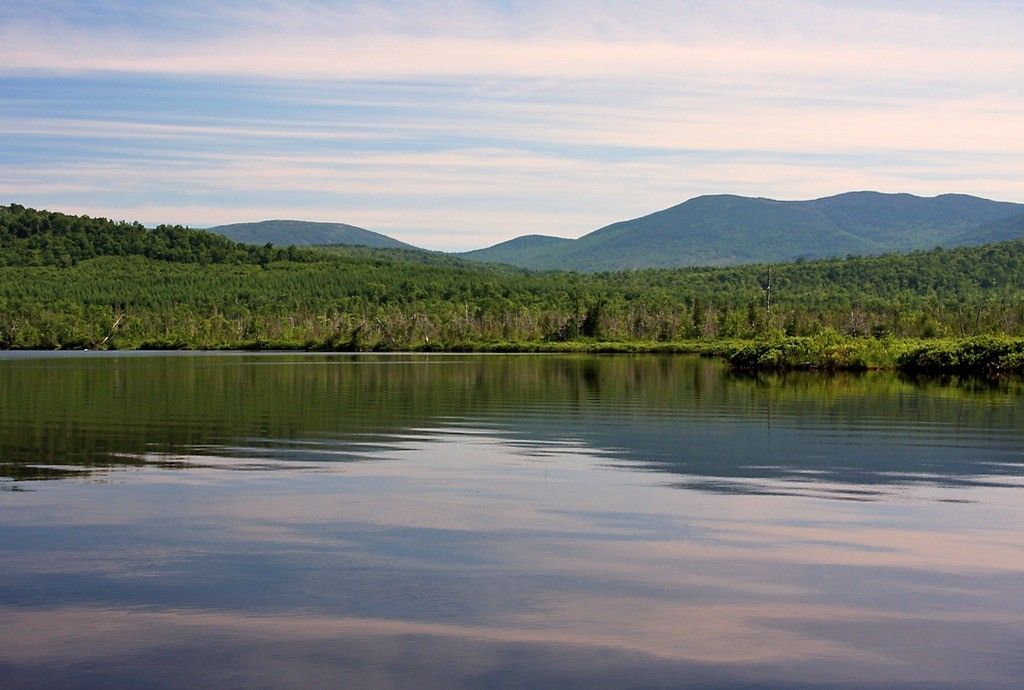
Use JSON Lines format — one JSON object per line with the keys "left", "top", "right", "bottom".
{"left": 1, "top": 1, "right": 1022, "bottom": 249}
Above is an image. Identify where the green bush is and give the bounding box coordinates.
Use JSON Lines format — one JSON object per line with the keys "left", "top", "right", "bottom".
{"left": 898, "top": 337, "right": 1024, "bottom": 375}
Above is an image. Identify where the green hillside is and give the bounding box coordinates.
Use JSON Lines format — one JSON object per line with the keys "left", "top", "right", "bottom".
{"left": 0, "top": 204, "right": 307, "bottom": 266}
{"left": 2, "top": 205, "right": 1024, "bottom": 353}
{"left": 805, "top": 192, "right": 1022, "bottom": 246}
{"left": 459, "top": 234, "right": 573, "bottom": 265}
{"left": 952, "top": 211, "right": 1024, "bottom": 246}
{"left": 462, "top": 192, "right": 1024, "bottom": 271}
{"left": 207, "top": 219, "right": 416, "bottom": 249}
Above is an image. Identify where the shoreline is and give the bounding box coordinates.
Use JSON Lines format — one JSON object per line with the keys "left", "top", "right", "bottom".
{"left": 3, "top": 335, "right": 1023, "bottom": 377}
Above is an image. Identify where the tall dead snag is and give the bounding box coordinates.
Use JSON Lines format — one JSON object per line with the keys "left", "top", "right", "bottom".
{"left": 760, "top": 265, "right": 773, "bottom": 319}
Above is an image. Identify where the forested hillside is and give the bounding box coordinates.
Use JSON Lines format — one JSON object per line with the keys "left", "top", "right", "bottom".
{"left": 0, "top": 204, "right": 311, "bottom": 266}
{"left": 463, "top": 192, "right": 1024, "bottom": 271}
{"left": 1, "top": 205, "right": 1023, "bottom": 351}
{"left": 953, "top": 212, "right": 1024, "bottom": 246}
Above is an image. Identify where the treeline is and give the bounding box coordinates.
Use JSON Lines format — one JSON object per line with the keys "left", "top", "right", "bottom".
{"left": 0, "top": 204, "right": 314, "bottom": 266}
{"left": 1, "top": 204, "right": 1024, "bottom": 351}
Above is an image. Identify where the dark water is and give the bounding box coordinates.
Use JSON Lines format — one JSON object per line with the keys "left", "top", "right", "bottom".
{"left": 1, "top": 352, "right": 1023, "bottom": 689}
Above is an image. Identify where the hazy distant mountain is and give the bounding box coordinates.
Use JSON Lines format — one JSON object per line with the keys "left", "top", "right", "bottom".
{"left": 458, "top": 234, "right": 573, "bottom": 266}
{"left": 207, "top": 219, "right": 416, "bottom": 249}
{"left": 951, "top": 211, "right": 1024, "bottom": 247}
{"left": 462, "top": 192, "right": 1024, "bottom": 271}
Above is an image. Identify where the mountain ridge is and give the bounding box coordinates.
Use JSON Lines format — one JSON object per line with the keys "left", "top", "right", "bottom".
{"left": 462, "top": 191, "right": 1024, "bottom": 271}
{"left": 203, "top": 191, "right": 1024, "bottom": 272}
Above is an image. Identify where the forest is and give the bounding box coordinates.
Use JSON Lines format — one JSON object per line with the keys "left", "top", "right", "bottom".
{"left": 2, "top": 204, "right": 1023, "bottom": 372}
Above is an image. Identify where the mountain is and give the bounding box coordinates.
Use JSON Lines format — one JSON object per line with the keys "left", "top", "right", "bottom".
{"left": 459, "top": 234, "right": 573, "bottom": 266}
{"left": 207, "top": 219, "right": 416, "bottom": 249}
{"left": 951, "top": 211, "right": 1024, "bottom": 246}
{"left": 804, "top": 192, "right": 1023, "bottom": 247}
{"left": 461, "top": 192, "right": 1024, "bottom": 272}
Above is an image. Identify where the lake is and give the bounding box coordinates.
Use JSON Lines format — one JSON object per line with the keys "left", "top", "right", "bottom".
{"left": 1, "top": 352, "right": 1023, "bottom": 689}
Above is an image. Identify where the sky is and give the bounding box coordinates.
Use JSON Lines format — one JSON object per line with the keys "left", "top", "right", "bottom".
{"left": 1, "top": 0, "right": 1022, "bottom": 250}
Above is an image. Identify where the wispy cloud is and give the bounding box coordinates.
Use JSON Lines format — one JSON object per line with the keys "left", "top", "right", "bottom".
{"left": 1, "top": 0, "right": 1021, "bottom": 248}
{"left": 3, "top": 23, "right": 1022, "bottom": 82}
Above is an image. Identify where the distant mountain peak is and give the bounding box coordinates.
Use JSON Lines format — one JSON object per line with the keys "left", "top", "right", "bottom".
{"left": 207, "top": 219, "right": 416, "bottom": 250}
{"left": 461, "top": 191, "right": 1024, "bottom": 272}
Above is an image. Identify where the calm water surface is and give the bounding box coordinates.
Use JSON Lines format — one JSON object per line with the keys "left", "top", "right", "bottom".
{"left": 1, "top": 352, "right": 1023, "bottom": 688}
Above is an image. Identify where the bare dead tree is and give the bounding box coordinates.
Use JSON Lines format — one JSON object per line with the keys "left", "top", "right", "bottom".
{"left": 760, "top": 265, "right": 773, "bottom": 319}
{"left": 99, "top": 313, "right": 125, "bottom": 347}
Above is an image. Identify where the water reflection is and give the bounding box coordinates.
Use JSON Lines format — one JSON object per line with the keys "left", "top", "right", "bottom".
{"left": 0, "top": 353, "right": 1023, "bottom": 688}
{"left": 1, "top": 352, "right": 1021, "bottom": 493}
